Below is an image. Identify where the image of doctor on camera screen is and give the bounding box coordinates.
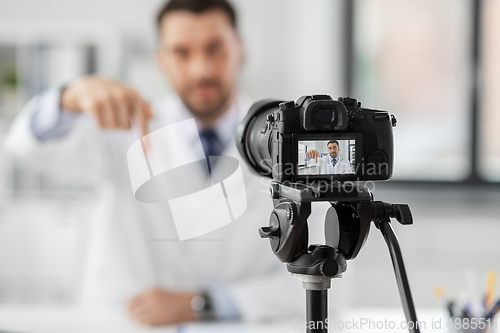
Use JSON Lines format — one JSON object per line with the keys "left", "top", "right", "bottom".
{"left": 299, "top": 140, "right": 354, "bottom": 175}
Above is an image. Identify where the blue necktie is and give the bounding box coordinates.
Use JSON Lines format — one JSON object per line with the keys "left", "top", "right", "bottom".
{"left": 199, "top": 130, "right": 223, "bottom": 174}
{"left": 331, "top": 158, "right": 337, "bottom": 168}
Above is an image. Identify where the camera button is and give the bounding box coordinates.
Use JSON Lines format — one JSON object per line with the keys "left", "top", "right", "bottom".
{"left": 279, "top": 101, "right": 295, "bottom": 110}
{"left": 311, "top": 94, "right": 332, "bottom": 100}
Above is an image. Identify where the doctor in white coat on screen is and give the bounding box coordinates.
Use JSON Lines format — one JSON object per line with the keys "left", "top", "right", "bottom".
{"left": 305, "top": 140, "right": 353, "bottom": 175}
{"left": 4, "top": 0, "right": 351, "bottom": 327}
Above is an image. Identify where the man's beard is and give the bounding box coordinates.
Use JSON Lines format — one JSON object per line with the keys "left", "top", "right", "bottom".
{"left": 181, "top": 80, "right": 232, "bottom": 121}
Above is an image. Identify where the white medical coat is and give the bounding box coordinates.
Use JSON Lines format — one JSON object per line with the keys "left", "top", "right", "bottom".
{"left": 4, "top": 88, "right": 352, "bottom": 322}
{"left": 306, "top": 155, "right": 353, "bottom": 175}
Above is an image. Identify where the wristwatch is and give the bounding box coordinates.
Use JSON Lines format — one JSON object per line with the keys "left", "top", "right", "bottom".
{"left": 190, "top": 292, "right": 215, "bottom": 321}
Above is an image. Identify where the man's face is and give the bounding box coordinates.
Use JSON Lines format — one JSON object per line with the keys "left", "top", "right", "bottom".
{"left": 328, "top": 143, "right": 340, "bottom": 159}
{"left": 156, "top": 10, "right": 243, "bottom": 120}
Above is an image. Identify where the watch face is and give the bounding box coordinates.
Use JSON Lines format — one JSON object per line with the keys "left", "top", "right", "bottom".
{"left": 190, "top": 295, "right": 206, "bottom": 312}
{"left": 190, "top": 293, "right": 214, "bottom": 321}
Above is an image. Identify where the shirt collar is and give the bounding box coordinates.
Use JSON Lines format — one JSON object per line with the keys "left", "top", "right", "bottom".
{"left": 329, "top": 155, "right": 340, "bottom": 163}
{"left": 208, "top": 101, "right": 239, "bottom": 147}
{"left": 177, "top": 99, "right": 240, "bottom": 149}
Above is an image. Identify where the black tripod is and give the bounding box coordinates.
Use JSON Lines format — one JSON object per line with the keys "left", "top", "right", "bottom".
{"left": 259, "top": 181, "right": 420, "bottom": 333}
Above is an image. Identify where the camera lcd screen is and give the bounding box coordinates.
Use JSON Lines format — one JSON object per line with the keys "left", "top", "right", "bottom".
{"left": 298, "top": 139, "right": 356, "bottom": 175}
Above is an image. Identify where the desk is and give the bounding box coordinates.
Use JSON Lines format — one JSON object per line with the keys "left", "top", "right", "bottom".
{"left": 0, "top": 306, "right": 164, "bottom": 333}
{"left": 0, "top": 305, "right": 446, "bottom": 333}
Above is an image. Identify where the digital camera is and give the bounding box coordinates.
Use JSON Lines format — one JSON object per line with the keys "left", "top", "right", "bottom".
{"left": 236, "top": 95, "right": 396, "bottom": 183}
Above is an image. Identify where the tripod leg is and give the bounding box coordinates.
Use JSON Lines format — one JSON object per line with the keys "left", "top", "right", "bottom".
{"left": 378, "top": 218, "right": 421, "bottom": 333}
{"left": 306, "top": 290, "right": 328, "bottom": 333}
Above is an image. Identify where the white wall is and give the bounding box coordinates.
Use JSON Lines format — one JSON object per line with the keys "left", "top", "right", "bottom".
{"left": 0, "top": 0, "right": 345, "bottom": 101}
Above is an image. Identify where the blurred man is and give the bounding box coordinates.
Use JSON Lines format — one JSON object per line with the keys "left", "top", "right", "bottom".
{"left": 4, "top": 0, "right": 309, "bottom": 326}
{"left": 305, "top": 140, "right": 353, "bottom": 174}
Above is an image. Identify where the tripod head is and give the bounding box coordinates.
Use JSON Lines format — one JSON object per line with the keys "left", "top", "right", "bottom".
{"left": 260, "top": 181, "right": 412, "bottom": 272}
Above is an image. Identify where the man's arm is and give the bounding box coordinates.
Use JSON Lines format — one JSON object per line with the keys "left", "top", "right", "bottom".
{"left": 58, "top": 76, "right": 152, "bottom": 136}
{"left": 18, "top": 76, "right": 153, "bottom": 142}
{"left": 4, "top": 77, "right": 154, "bottom": 181}
{"left": 127, "top": 285, "right": 240, "bottom": 326}
{"left": 305, "top": 149, "right": 320, "bottom": 164}
{"left": 29, "top": 87, "right": 80, "bottom": 141}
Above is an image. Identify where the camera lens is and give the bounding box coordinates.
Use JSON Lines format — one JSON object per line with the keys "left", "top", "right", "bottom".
{"left": 316, "top": 108, "right": 334, "bottom": 122}
{"left": 236, "top": 100, "right": 281, "bottom": 177}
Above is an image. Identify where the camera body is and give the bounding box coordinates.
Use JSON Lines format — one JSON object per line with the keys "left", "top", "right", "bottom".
{"left": 237, "top": 94, "right": 396, "bottom": 183}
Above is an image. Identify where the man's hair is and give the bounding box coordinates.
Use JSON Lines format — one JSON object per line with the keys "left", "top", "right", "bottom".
{"left": 156, "top": 0, "right": 237, "bottom": 30}
{"left": 327, "top": 140, "right": 340, "bottom": 148}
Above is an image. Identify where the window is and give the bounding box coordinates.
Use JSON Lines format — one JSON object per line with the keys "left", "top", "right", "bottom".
{"left": 353, "top": 0, "right": 472, "bottom": 181}
{"left": 479, "top": 0, "right": 500, "bottom": 181}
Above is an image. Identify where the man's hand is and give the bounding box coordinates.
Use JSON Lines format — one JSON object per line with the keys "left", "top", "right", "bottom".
{"left": 127, "top": 289, "right": 197, "bottom": 326}
{"left": 60, "top": 76, "right": 153, "bottom": 138}
{"left": 306, "top": 149, "right": 320, "bottom": 159}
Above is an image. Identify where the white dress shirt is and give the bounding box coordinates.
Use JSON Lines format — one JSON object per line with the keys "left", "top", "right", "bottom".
{"left": 305, "top": 154, "right": 353, "bottom": 175}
